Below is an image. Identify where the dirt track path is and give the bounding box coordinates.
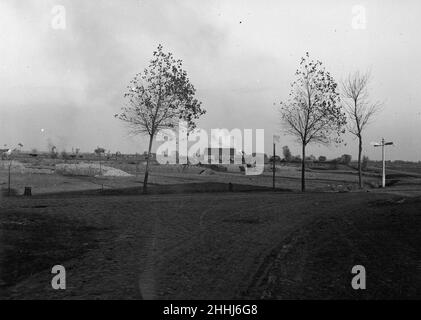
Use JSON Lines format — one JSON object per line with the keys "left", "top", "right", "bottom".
{"left": 1, "top": 192, "right": 390, "bottom": 299}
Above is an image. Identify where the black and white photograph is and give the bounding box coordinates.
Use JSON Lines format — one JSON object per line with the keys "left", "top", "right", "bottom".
{"left": 0, "top": 0, "right": 420, "bottom": 305}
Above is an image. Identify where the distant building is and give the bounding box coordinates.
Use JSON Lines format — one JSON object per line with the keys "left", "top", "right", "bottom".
{"left": 138, "top": 152, "right": 156, "bottom": 161}
{"left": 204, "top": 147, "right": 236, "bottom": 164}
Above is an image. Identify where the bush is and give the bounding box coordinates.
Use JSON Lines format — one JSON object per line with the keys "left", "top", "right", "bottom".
{"left": 362, "top": 155, "right": 369, "bottom": 171}
{"left": 94, "top": 147, "right": 106, "bottom": 156}
{"left": 329, "top": 158, "right": 339, "bottom": 170}
{"left": 339, "top": 154, "right": 352, "bottom": 165}
{"left": 318, "top": 156, "right": 327, "bottom": 162}
{"left": 282, "top": 146, "right": 292, "bottom": 162}
{"left": 269, "top": 155, "right": 281, "bottom": 163}
{"left": 61, "top": 151, "right": 70, "bottom": 160}
{"left": 305, "top": 155, "right": 316, "bottom": 162}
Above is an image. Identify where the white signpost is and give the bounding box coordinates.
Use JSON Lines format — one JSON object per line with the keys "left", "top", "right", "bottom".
{"left": 372, "top": 138, "right": 394, "bottom": 188}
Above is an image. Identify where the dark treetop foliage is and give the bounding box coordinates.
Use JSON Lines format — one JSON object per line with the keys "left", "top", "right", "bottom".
{"left": 280, "top": 53, "right": 347, "bottom": 147}
{"left": 94, "top": 147, "right": 105, "bottom": 155}
{"left": 114, "top": 44, "right": 205, "bottom": 193}
{"left": 115, "top": 44, "right": 204, "bottom": 138}
{"left": 282, "top": 145, "right": 292, "bottom": 161}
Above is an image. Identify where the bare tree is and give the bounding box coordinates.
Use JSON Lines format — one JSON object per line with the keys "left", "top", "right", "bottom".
{"left": 115, "top": 44, "right": 203, "bottom": 193}
{"left": 280, "top": 53, "right": 347, "bottom": 191}
{"left": 342, "top": 71, "right": 381, "bottom": 188}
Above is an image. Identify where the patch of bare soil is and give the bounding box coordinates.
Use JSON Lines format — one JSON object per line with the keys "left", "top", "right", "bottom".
{"left": 0, "top": 209, "right": 109, "bottom": 298}
{"left": 248, "top": 196, "right": 421, "bottom": 299}
{"left": 55, "top": 163, "right": 132, "bottom": 177}
{"left": 1, "top": 192, "right": 419, "bottom": 300}
{"left": 0, "top": 192, "right": 331, "bottom": 299}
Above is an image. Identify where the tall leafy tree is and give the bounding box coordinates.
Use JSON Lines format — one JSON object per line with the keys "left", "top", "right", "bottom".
{"left": 179, "top": 96, "right": 206, "bottom": 164}
{"left": 280, "top": 53, "right": 346, "bottom": 191}
{"left": 282, "top": 145, "right": 292, "bottom": 162}
{"left": 115, "top": 44, "right": 204, "bottom": 193}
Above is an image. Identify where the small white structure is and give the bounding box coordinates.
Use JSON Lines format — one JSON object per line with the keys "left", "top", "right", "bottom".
{"left": 0, "top": 148, "right": 12, "bottom": 159}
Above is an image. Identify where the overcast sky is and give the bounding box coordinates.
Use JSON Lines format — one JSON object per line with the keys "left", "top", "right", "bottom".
{"left": 1, "top": 0, "right": 420, "bottom": 160}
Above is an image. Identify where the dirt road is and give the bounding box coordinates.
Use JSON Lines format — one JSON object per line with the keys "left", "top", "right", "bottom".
{"left": 1, "top": 191, "right": 419, "bottom": 299}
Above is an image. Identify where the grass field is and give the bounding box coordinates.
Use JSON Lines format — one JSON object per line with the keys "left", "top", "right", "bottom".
{"left": 0, "top": 157, "right": 399, "bottom": 196}
{"left": 0, "top": 157, "right": 420, "bottom": 299}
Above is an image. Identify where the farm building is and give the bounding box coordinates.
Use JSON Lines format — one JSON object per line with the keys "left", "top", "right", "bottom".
{"left": 204, "top": 147, "right": 237, "bottom": 164}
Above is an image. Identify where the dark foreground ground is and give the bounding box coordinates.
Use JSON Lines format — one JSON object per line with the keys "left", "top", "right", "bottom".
{"left": 0, "top": 190, "right": 420, "bottom": 299}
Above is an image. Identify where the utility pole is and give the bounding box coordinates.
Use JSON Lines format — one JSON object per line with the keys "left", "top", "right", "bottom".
{"left": 6, "top": 148, "right": 13, "bottom": 196}
{"left": 135, "top": 152, "right": 139, "bottom": 178}
{"left": 382, "top": 138, "right": 385, "bottom": 188}
{"left": 8, "top": 160, "right": 11, "bottom": 196}
{"left": 272, "top": 142, "right": 275, "bottom": 189}
{"left": 373, "top": 138, "right": 394, "bottom": 188}
{"left": 273, "top": 135, "right": 280, "bottom": 190}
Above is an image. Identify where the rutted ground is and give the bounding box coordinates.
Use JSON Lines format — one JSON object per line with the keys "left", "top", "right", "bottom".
{"left": 245, "top": 196, "right": 421, "bottom": 299}
{"left": 1, "top": 191, "right": 419, "bottom": 299}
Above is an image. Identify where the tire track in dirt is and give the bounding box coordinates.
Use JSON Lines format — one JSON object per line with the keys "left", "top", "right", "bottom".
{"left": 137, "top": 216, "right": 159, "bottom": 300}
{"left": 137, "top": 195, "right": 219, "bottom": 299}
{"left": 136, "top": 195, "right": 286, "bottom": 299}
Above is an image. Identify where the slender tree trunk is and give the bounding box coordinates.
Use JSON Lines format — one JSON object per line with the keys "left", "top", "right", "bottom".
{"left": 358, "top": 135, "right": 363, "bottom": 188}
{"left": 301, "top": 143, "right": 306, "bottom": 192}
{"left": 8, "top": 160, "right": 12, "bottom": 196}
{"left": 186, "top": 131, "right": 189, "bottom": 165}
{"left": 143, "top": 134, "right": 154, "bottom": 194}
{"left": 135, "top": 153, "right": 139, "bottom": 178}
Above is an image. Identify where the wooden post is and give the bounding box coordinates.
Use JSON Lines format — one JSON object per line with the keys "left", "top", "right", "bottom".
{"left": 381, "top": 138, "right": 386, "bottom": 188}
{"left": 135, "top": 153, "right": 139, "bottom": 178}
{"left": 24, "top": 187, "right": 32, "bottom": 196}
{"left": 8, "top": 160, "right": 11, "bottom": 196}
{"left": 99, "top": 153, "right": 102, "bottom": 176}
{"left": 272, "top": 143, "right": 276, "bottom": 190}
